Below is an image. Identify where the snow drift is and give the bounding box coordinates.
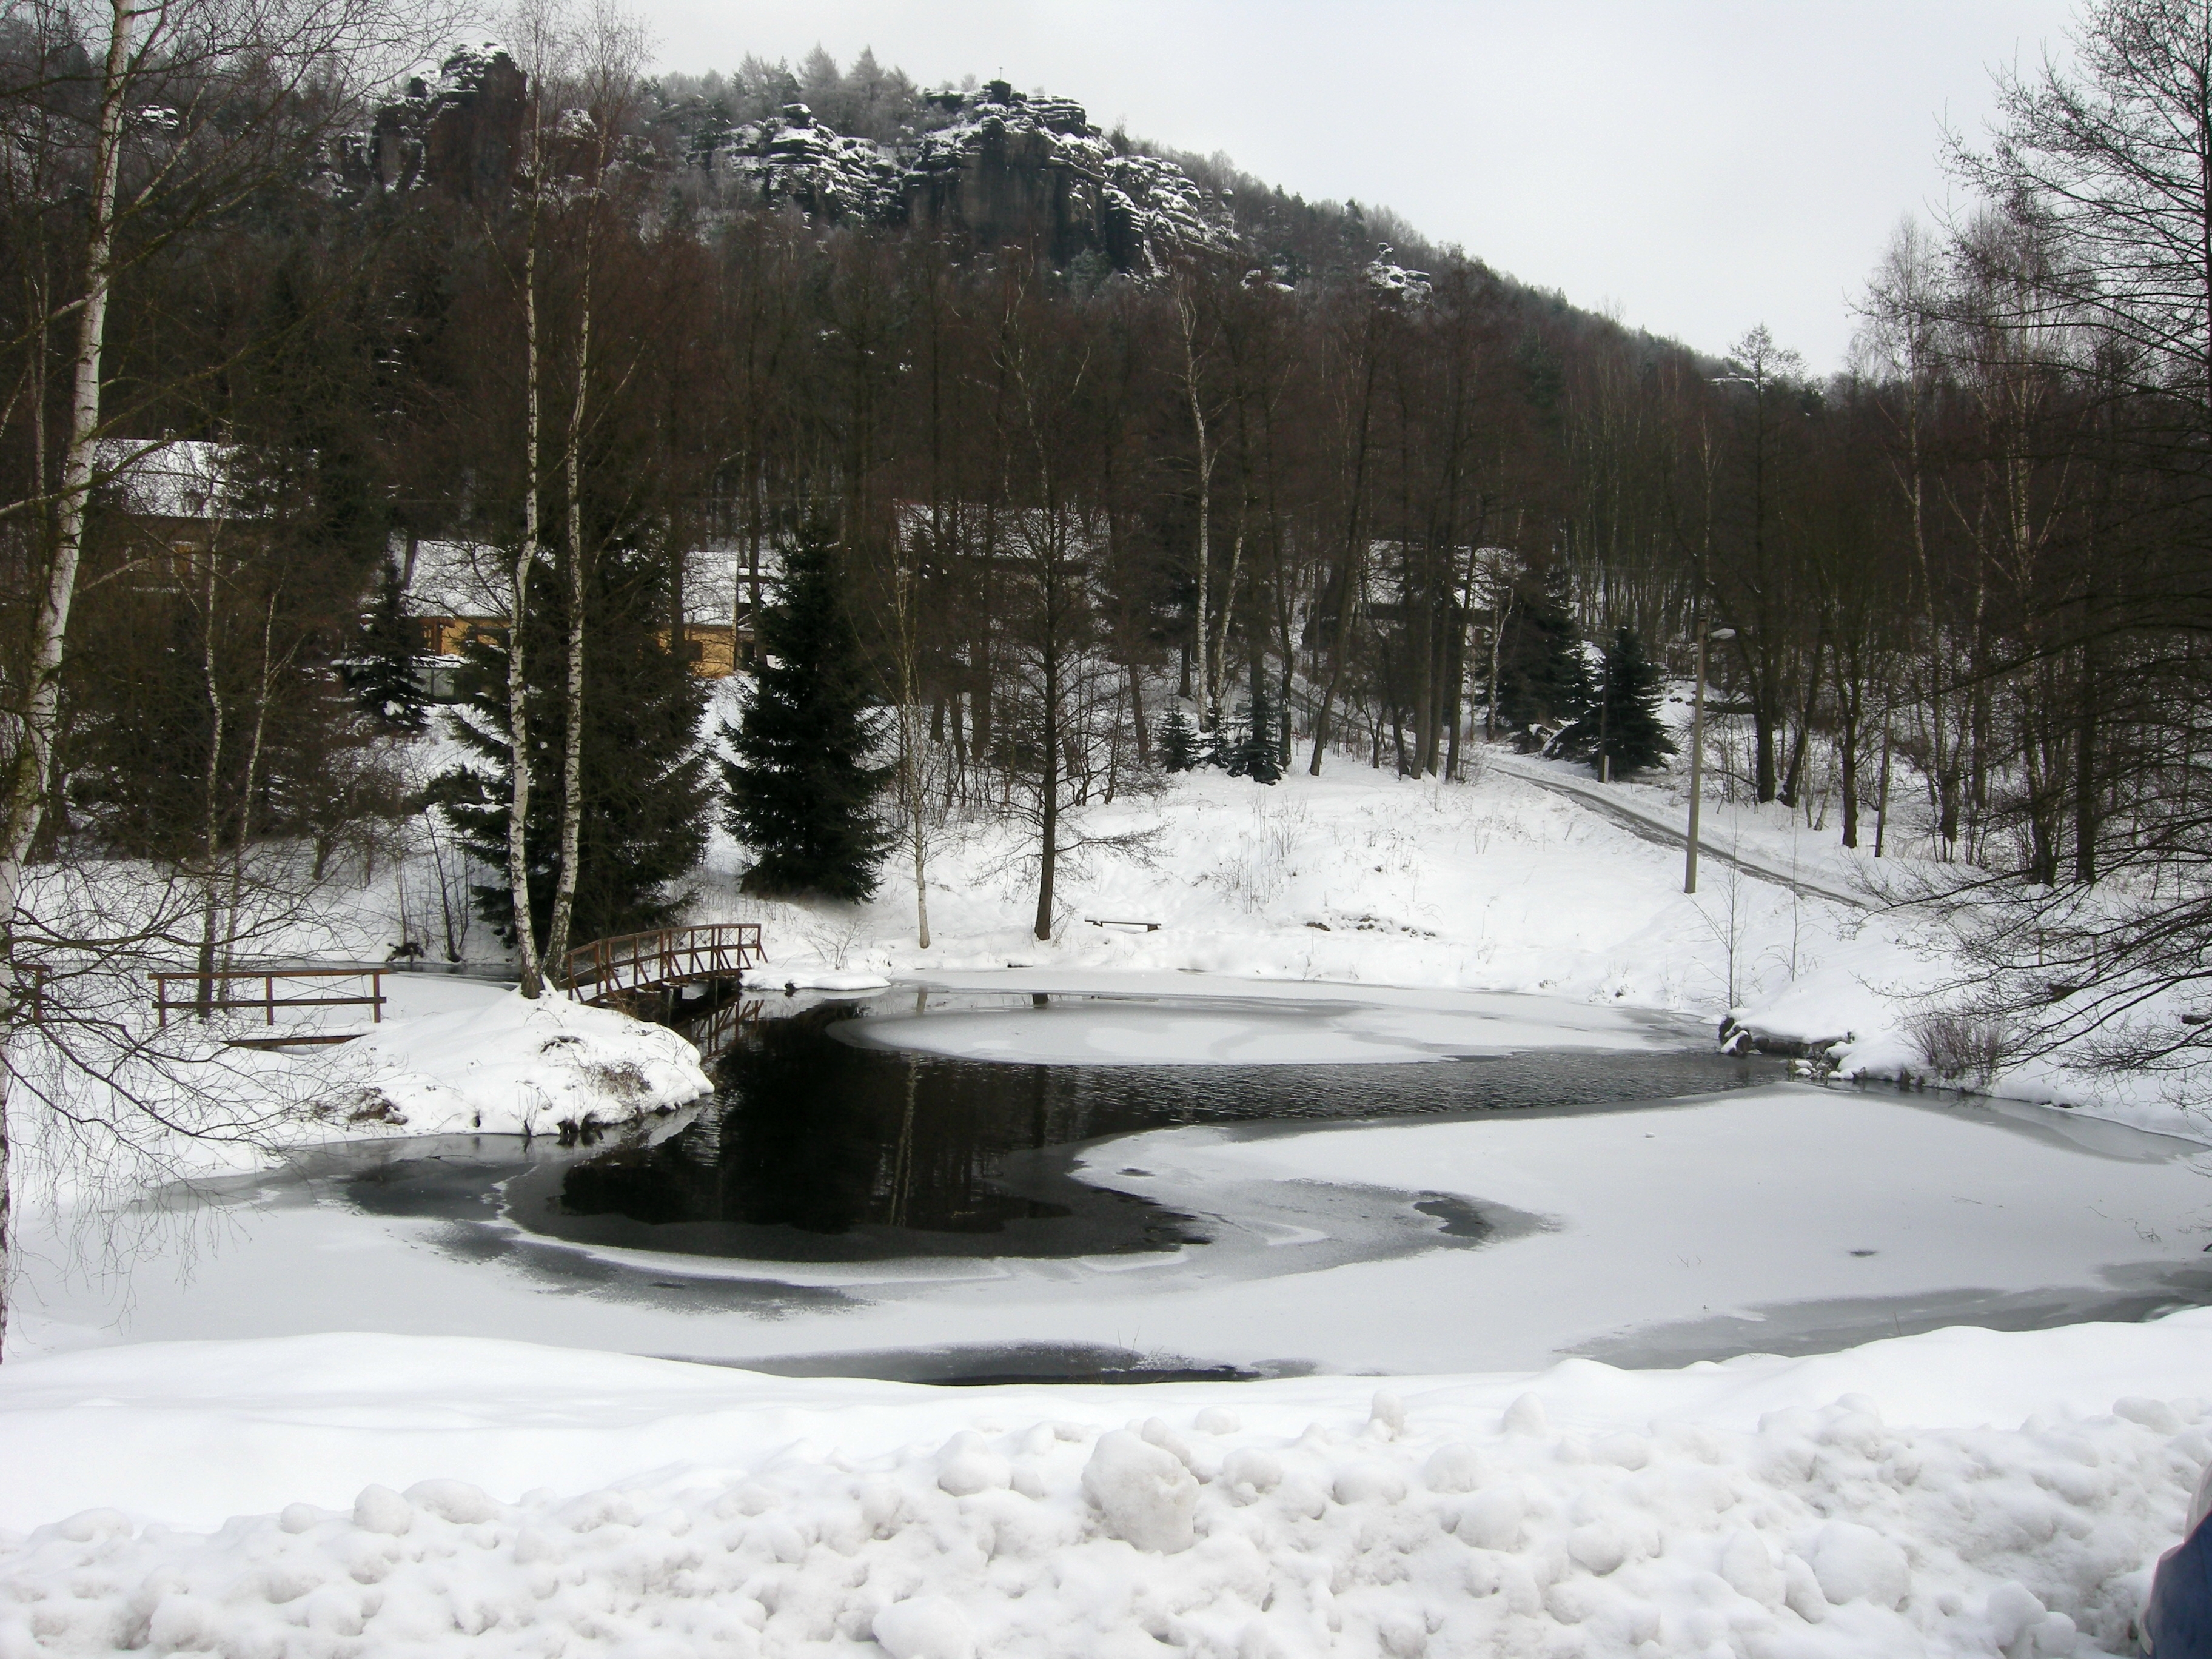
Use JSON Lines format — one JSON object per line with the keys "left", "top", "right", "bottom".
{"left": 5, "top": 1320, "right": 2212, "bottom": 1656}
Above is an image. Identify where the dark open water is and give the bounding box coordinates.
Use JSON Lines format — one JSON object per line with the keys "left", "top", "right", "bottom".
{"left": 513, "top": 997, "right": 1778, "bottom": 1262}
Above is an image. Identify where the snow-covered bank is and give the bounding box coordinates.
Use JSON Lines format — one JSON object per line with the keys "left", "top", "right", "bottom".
{"left": 310, "top": 991, "right": 712, "bottom": 1137}
{"left": 6, "top": 982, "right": 712, "bottom": 1208}
{"left": 5, "top": 1321, "right": 2212, "bottom": 1656}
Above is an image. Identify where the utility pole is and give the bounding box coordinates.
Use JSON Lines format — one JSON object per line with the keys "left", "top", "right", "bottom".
{"left": 1684, "top": 627, "right": 1735, "bottom": 894}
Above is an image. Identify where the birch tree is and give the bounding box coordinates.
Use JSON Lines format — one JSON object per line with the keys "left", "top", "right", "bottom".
{"left": 0, "top": 0, "right": 444, "bottom": 1354}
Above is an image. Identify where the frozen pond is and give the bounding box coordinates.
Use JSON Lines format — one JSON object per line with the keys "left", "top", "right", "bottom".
{"left": 17, "top": 984, "right": 2212, "bottom": 1381}
{"left": 512, "top": 993, "right": 1774, "bottom": 1264}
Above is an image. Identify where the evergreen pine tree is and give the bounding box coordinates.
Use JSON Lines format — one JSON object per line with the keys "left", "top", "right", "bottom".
{"left": 437, "top": 543, "right": 711, "bottom": 948}
{"left": 1558, "top": 626, "right": 1677, "bottom": 778}
{"left": 1489, "top": 563, "right": 1591, "bottom": 737}
{"left": 1158, "top": 703, "right": 1201, "bottom": 773}
{"left": 1225, "top": 686, "right": 1282, "bottom": 784}
{"left": 345, "top": 555, "right": 429, "bottom": 732}
{"left": 722, "top": 530, "right": 891, "bottom": 899}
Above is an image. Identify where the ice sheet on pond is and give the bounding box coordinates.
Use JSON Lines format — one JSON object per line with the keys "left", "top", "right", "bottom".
{"left": 19, "top": 1084, "right": 2212, "bottom": 1384}
{"left": 836, "top": 985, "right": 1696, "bottom": 1065}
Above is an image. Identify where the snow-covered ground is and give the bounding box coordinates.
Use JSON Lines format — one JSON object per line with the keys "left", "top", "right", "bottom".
{"left": 6, "top": 1319, "right": 2212, "bottom": 1657}
{"left": 11, "top": 736, "right": 2212, "bottom": 1654}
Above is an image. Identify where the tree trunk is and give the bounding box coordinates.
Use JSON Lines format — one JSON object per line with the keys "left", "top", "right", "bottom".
{"left": 0, "top": 0, "right": 136, "bottom": 1356}
{"left": 2073, "top": 630, "right": 2097, "bottom": 883}
{"left": 1309, "top": 311, "right": 1380, "bottom": 774}
{"left": 1838, "top": 694, "right": 1860, "bottom": 850}
{"left": 508, "top": 196, "right": 547, "bottom": 999}
{"left": 1179, "top": 292, "right": 1215, "bottom": 728}
{"left": 545, "top": 270, "right": 594, "bottom": 976}
{"left": 1033, "top": 629, "right": 1059, "bottom": 943}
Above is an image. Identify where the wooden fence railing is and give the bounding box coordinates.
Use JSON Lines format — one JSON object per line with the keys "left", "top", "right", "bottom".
{"left": 152, "top": 967, "right": 386, "bottom": 1044}
{"left": 561, "top": 923, "right": 763, "bottom": 1003}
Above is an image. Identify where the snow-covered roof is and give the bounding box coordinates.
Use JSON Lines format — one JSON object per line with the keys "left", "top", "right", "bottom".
{"left": 402, "top": 538, "right": 780, "bottom": 627}
{"left": 403, "top": 539, "right": 510, "bottom": 618}
{"left": 93, "top": 440, "right": 245, "bottom": 521}
{"left": 687, "top": 541, "right": 784, "bottom": 625}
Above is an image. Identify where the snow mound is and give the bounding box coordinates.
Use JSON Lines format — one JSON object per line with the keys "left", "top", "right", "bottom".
{"left": 759, "top": 968, "right": 894, "bottom": 993}
{"left": 2, "top": 1325, "right": 2210, "bottom": 1657}
{"left": 313, "top": 992, "right": 711, "bottom": 1136}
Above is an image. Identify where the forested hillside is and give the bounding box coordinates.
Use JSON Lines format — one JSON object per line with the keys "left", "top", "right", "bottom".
{"left": 3, "top": 0, "right": 2210, "bottom": 1075}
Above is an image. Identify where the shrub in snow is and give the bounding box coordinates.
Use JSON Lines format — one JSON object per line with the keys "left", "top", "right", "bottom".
{"left": 1422, "top": 1444, "right": 1486, "bottom": 1493}
{"left": 405, "top": 1478, "right": 499, "bottom": 1524}
{"left": 1332, "top": 1461, "right": 1408, "bottom": 1505}
{"left": 1907, "top": 1005, "right": 2023, "bottom": 1089}
{"left": 1718, "top": 1529, "right": 1785, "bottom": 1606}
{"left": 1081, "top": 1429, "right": 1198, "bottom": 1552}
{"left": 1501, "top": 1392, "right": 1549, "bottom": 1435}
{"left": 1453, "top": 1486, "right": 1524, "bottom": 1550}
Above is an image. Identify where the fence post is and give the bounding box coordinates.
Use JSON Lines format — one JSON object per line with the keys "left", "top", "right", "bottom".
{"left": 266, "top": 975, "right": 275, "bottom": 1025}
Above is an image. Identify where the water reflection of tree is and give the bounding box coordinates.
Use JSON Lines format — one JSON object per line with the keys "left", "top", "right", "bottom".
{"left": 563, "top": 1005, "right": 1089, "bottom": 1235}
{"left": 559, "top": 1012, "right": 1778, "bottom": 1240}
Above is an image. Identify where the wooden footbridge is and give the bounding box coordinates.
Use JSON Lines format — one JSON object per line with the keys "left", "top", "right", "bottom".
{"left": 149, "top": 923, "right": 765, "bottom": 1044}
{"left": 559, "top": 922, "right": 763, "bottom": 1010}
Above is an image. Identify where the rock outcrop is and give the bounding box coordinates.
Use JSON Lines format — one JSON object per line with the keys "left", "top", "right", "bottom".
{"left": 352, "top": 59, "right": 1224, "bottom": 273}
{"left": 346, "top": 46, "right": 527, "bottom": 204}
{"left": 698, "top": 79, "right": 1226, "bottom": 273}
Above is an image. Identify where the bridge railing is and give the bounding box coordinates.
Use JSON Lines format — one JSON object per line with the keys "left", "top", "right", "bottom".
{"left": 561, "top": 922, "right": 762, "bottom": 1002}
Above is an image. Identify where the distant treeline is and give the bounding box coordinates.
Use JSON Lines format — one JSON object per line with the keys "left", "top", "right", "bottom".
{"left": 4, "top": 0, "right": 2211, "bottom": 1060}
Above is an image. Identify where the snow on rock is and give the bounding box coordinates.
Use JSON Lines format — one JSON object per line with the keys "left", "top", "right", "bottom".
{"left": 3, "top": 1324, "right": 2210, "bottom": 1657}
{"left": 309, "top": 991, "right": 711, "bottom": 1136}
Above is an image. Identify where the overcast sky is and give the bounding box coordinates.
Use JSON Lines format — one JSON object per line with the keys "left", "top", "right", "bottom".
{"left": 625, "top": 1, "right": 2083, "bottom": 372}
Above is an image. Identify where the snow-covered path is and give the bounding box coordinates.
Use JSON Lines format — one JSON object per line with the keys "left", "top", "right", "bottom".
{"left": 1483, "top": 752, "right": 1871, "bottom": 910}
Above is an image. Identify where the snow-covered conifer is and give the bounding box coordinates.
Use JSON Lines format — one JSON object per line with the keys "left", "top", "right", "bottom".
{"left": 1225, "top": 687, "right": 1282, "bottom": 784}
{"left": 345, "top": 555, "right": 429, "bottom": 732}
{"left": 1558, "top": 625, "right": 1675, "bottom": 779}
{"left": 722, "top": 529, "right": 891, "bottom": 899}
{"left": 1159, "top": 703, "right": 1202, "bottom": 773}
